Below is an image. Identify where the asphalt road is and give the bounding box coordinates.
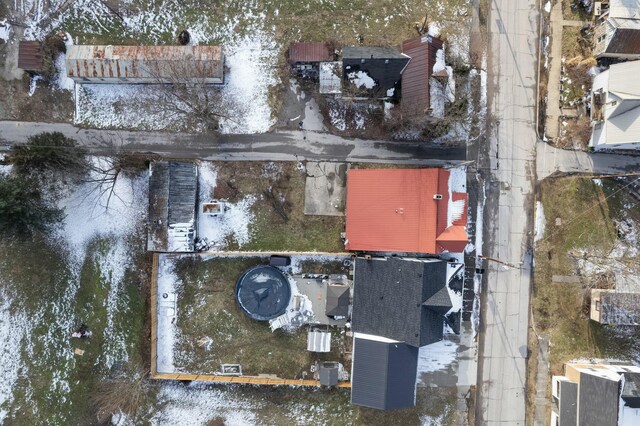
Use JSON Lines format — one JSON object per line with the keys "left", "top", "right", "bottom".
{"left": 0, "top": 121, "right": 466, "bottom": 165}
{"left": 476, "top": 0, "right": 538, "bottom": 424}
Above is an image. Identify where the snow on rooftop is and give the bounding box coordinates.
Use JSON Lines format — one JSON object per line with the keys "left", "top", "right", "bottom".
{"left": 445, "top": 262, "right": 464, "bottom": 316}
{"left": 347, "top": 71, "right": 376, "bottom": 89}
{"left": 353, "top": 332, "right": 400, "bottom": 343}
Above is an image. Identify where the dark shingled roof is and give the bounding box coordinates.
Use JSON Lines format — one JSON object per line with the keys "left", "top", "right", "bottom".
{"left": 352, "top": 257, "right": 449, "bottom": 347}
{"left": 600, "top": 292, "right": 640, "bottom": 325}
{"left": 558, "top": 380, "right": 578, "bottom": 426}
{"left": 622, "top": 372, "right": 640, "bottom": 408}
{"left": 342, "top": 46, "right": 407, "bottom": 59}
{"left": 147, "top": 161, "right": 197, "bottom": 252}
{"left": 342, "top": 47, "right": 410, "bottom": 97}
{"left": 578, "top": 371, "right": 620, "bottom": 426}
{"left": 319, "top": 362, "right": 340, "bottom": 386}
{"left": 351, "top": 338, "right": 418, "bottom": 410}
{"left": 326, "top": 284, "right": 350, "bottom": 317}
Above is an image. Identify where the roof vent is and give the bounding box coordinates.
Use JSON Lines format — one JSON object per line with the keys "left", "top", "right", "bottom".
{"left": 433, "top": 194, "right": 443, "bottom": 200}
{"left": 395, "top": 208, "right": 404, "bottom": 214}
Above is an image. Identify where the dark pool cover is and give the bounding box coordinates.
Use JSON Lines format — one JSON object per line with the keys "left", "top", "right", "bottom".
{"left": 235, "top": 265, "right": 291, "bottom": 321}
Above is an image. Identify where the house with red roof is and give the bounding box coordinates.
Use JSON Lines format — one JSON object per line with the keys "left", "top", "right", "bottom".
{"left": 344, "top": 168, "right": 468, "bottom": 254}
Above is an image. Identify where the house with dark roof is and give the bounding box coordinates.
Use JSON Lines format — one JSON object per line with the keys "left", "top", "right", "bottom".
{"left": 342, "top": 46, "right": 410, "bottom": 98}
{"left": 349, "top": 256, "right": 463, "bottom": 410}
{"left": 345, "top": 168, "right": 468, "bottom": 254}
{"left": 147, "top": 161, "right": 198, "bottom": 252}
{"left": 400, "top": 34, "right": 445, "bottom": 117}
{"left": 594, "top": 0, "right": 640, "bottom": 60}
{"left": 351, "top": 336, "right": 418, "bottom": 410}
{"left": 590, "top": 289, "right": 640, "bottom": 325}
{"left": 325, "top": 284, "right": 350, "bottom": 318}
{"left": 551, "top": 362, "right": 640, "bottom": 425}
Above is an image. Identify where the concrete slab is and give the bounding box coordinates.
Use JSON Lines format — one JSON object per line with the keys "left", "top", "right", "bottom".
{"left": 304, "top": 161, "right": 348, "bottom": 216}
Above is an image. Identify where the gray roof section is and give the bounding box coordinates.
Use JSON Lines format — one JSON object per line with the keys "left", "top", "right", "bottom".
{"left": 167, "top": 162, "right": 198, "bottom": 225}
{"left": 558, "top": 380, "right": 578, "bottom": 426}
{"left": 319, "top": 362, "right": 339, "bottom": 386}
{"left": 147, "top": 161, "right": 197, "bottom": 252}
{"left": 578, "top": 371, "right": 620, "bottom": 426}
{"left": 352, "top": 257, "right": 448, "bottom": 347}
{"left": 351, "top": 338, "right": 418, "bottom": 410}
{"left": 326, "top": 284, "right": 350, "bottom": 317}
{"left": 601, "top": 292, "right": 640, "bottom": 325}
{"left": 343, "top": 46, "right": 406, "bottom": 59}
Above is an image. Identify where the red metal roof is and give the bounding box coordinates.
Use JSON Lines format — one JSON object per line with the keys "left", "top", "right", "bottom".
{"left": 288, "top": 42, "right": 332, "bottom": 63}
{"left": 345, "top": 168, "right": 468, "bottom": 254}
{"left": 400, "top": 35, "right": 444, "bottom": 116}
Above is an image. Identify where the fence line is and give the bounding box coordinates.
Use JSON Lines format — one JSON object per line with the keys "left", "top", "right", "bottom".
{"left": 149, "top": 251, "right": 352, "bottom": 388}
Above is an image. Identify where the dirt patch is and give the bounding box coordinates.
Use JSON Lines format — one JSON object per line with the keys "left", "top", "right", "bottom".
{"left": 0, "top": 76, "right": 73, "bottom": 122}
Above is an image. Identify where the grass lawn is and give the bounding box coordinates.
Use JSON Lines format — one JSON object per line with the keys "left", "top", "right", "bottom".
{"left": 170, "top": 254, "right": 349, "bottom": 378}
{"left": 212, "top": 161, "right": 345, "bottom": 252}
{"left": 533, "top": 177, "right": 638, "bottom": 375}
{"left": 0, "top": 232, "right": 152, "bottom": 424}
{"left": 561, "top": 0, "right": 593, "bottom": 21}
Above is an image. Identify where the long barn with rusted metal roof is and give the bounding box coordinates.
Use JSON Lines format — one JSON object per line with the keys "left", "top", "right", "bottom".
{"left": 66, "top": 45, "right": 223, "bottom": 84}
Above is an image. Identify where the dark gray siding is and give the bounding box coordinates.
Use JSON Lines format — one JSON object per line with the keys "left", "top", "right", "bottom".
{"left": 558, "top": 380, "right": 578, "bottom": 426}
{"left": 351, "top": 338, "right": 418, "bottom": 410}
{"left": 578, "top": 373, "right": 620, "bottom": 426}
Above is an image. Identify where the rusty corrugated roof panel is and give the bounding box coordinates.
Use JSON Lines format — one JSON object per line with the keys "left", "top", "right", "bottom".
{"left": 288, "top": 42, "right": 332, "bottom": 63}
{"left": 345, "top": 168, "right": 467, "bottom": 254}
{"left": 401, "top": 35, "right": 444, "bottom": 116}
{"left": 18, "top": 41, "right": 45, "bottom": 72}
{"left": 66, "top": 45, "right": 223, "bottom": 81}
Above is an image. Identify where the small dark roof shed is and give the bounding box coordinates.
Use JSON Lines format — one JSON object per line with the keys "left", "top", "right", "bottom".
{"left": 18, "top": 41, "right": 45, "bottom": 72}
{"left": 326, "top": 284, "right": 350, "bottom": 317}
{"left": 319, "top": 362, "right": 340, "bottom": 386}
{"left": 622, "top": 372, "right": 640, "bottom": 408}
{"left": 289, "top": 42, "right": 332, "bottom": 63}
{"left": 351, "top": 337, "right": 418, "bottom": 410}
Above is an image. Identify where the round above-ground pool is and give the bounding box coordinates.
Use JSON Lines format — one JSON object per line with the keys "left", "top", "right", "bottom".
{"left": 235, "top": 265, "right": 291, "bottom": 321}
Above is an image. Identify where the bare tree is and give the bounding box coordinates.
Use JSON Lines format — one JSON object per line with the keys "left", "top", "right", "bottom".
{"left": 145, "top": 60, "right": 231, "bottom": 132}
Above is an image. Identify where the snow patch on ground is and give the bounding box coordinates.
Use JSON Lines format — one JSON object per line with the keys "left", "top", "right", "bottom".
{"left": 56, "top": 157, "right": 147, "bottom": 263}
{"left": 218, "top": 32, "right": 278, "bottom": 133}
{"left": 152, "top": 382, "right": 258, "bottom": 425}
{"left": 0, "top": 290, "right": 29, "bottom": 423}
{"left": 197, "top": 163, "right": 256, "bottom": 248}
{"left": 0, "top": 154, "right": 12, "bottom": 175}
{"left": 535, "top": 201, "right": 546, "bottom": 242}
{"left": 417, "top": 339, "right": 458, "bottom": 374}
{"left": 545, "top": 1, "right": 552, "bottom": 13}
{"left": 0, "top": 20, "right": 11, "bottom": 43}
{"left": 53, "top": 53, "right": 75, "bottom": 91}
{"left": 156, "top": 256, "right": 179, "bottom": 373}
{"left": 75, "top": 30, "right": 279, "bottom": 133}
